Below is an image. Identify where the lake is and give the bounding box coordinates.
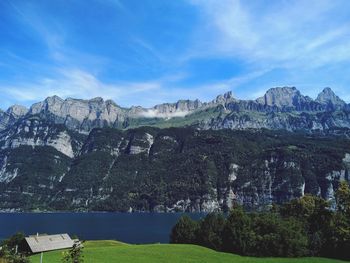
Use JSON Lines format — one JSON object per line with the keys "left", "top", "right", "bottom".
{"left": 0, "top": 213, "right": 205, "bottom": 244}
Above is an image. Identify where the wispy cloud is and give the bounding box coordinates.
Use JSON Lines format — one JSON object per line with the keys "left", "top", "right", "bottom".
{"left": 2, "top": 67, "right": 267, "bottom": 109}
{"left": 6, "top": 0, "right": 109, "bottom": 73}
{"left": 188, "top": 0, "right": 350, "bottom": 69}
{"left": 1, "top": 69, "right": 161, "bottom": 107}
{"left": 8, "top": 1, "right": 65, "bottom": 57}
{"left": 1, "top": 0, "right": 350, "bottom": 109}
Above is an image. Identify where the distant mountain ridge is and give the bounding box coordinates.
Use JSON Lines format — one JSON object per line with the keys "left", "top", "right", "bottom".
{"left": 0, "top": 86, "right": 349, "bottom": 133}
{"left": 1, "top": 86, "right": 350, "bottom": 212}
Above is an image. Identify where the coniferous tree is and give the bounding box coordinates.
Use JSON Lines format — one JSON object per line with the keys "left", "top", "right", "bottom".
{"left": 197, "top": 213, "right": 225, "bottom": 250}
{"left": 222, "top": 206, "right": 254, "bottom": 255}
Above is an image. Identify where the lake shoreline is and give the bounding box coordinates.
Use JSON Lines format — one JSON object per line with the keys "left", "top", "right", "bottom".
{"left": 0, "top": 212, "right": 206, "bottom": 244}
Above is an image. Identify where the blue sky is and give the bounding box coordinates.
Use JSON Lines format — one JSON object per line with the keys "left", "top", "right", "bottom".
{"left": 1, "top": 0, "right": 350, "bottom": 109}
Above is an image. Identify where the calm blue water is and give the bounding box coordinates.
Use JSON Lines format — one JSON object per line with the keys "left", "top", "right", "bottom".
{"left": 0, "top": 213, "right": 205, "bottom": 244}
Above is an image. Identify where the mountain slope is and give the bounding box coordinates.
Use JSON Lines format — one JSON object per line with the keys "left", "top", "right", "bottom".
{"left": 1, "top": 127, "right": 349, "bottom": 212}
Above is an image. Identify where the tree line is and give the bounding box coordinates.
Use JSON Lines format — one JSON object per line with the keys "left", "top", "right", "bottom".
{"left": 170, "top": 181, "right": 350, "bottom": 260}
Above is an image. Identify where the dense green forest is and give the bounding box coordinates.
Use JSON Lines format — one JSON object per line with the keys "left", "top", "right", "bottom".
{"left": 1, "top": 127, "right": 350, "bottom": 212}
{"left": 170, "top": 181, "right": 350, "bottom": 260}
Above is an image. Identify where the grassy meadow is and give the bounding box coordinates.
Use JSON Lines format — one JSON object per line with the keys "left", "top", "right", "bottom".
{"left": 29, "top": 240, "right": 349, "bottom": 263}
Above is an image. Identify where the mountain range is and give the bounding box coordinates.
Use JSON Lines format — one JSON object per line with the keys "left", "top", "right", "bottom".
{"left": 1, "top": 87, "right": 350, "bottom": 134}
{"left": 1, "top": 86, "right": 350, "bottom": 212}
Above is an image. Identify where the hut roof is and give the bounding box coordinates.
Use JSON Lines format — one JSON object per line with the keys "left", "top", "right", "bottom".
{"left": 25, "top": 233, "right": 74, "bottom": 253}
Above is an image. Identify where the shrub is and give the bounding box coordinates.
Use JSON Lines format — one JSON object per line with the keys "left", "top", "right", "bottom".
{"left": 170, "top": 215, "right": 199, "bottom": 244}
{"left": 196, "top": 213, "right": 225, "bottom": 250}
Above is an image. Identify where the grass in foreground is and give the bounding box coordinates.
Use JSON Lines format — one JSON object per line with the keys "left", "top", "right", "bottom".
{"left": 30, "top": 240, "right": 348, "bottom": 263}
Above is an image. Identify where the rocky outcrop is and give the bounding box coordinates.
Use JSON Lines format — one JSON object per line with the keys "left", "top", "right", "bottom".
{"left": 28, "top": 96, "right": 128, "bottom": 132}
{"left": 0, "top": 105, "right": 28, "bottom": 132}
{"left": 0, "top": 117, "right": 82, "bottom": 158}
{"left": 0, "top": 110, "right": 7, "bottom": 131}
{"left": 212, "top": 91, "right": 236, "bottom": 105}
{"left": 26, "top": 96, "right": 208, "bottom": 131}
{"left": 256, "top": 87, "right": 307, "bottom": 108}
{"left": 6, "top": 105, "right": 28, "bottom": 118}
{"left": 128, "top": 133, "right": 154, "bottom": 155}
{"left": 0, "top": 156, "right": 18, "bottom": 183}
{"left": 316, "top": 87, "right": 346, "bottom": 110}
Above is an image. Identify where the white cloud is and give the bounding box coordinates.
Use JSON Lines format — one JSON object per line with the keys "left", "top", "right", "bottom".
{"left": 188, "top": 0, "right": 350, "bottom": 69}
{"left": 140, "top": 109, "right": 190, "bottom": 119}
{"left": 3, "top": 0, "right": 350, "bottom": 109}
{"left": 1, "top": 69, "right": 161, "bottom": 107}
{"left": 1, "top": 67, "right": 271, "bottom": 109}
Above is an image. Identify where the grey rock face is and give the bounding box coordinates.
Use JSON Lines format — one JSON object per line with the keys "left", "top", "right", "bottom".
{"left": 155, "top": 99, "right": 202, "bottom": 113}
{"left": 0, "top": 117, "right": 83, "bottom": 158}
{"left": 204, "top": 110, "right": 350, "bottom": 132}
{"left": 256, "top": 86, "right": 312, "bottom": 109}
{"left": 0, "top": 105, "right": 28, "bottom": 132}
{"left": 0, "top": 156, "right": 18, "bottom": 183}
{"left": 29, "top": 96, "right": 128, "bottom": 131}
{"left": 6, "top": 105, "right": 28, "bottom": 118}
{"left": 213, "top": 91, "right": 236, "bottom": 105}
{"left": 256, "top": 87, "right": 297, "bottom": 107}
{"left": 26, "top": 96, "right": 209, "bottom": 131}
{"left": 316, "top": 87, "right": 346, "bottom": 109}
{"left": 0, "top": 110, "right": 7, "bottom": 131}
{"left": 128, "top": 133, "right": 154, "bottom": 155}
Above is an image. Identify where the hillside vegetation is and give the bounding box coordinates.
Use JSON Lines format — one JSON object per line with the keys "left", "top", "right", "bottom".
{"left": 2, "top": 127, "right": 350, "bottom": 212}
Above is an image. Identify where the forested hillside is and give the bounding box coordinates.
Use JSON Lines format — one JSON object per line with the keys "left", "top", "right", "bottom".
{"left": 1, "top": 126, "right": 349, "bottom": 212}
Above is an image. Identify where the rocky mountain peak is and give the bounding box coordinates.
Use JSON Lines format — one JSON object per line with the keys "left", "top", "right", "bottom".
{"left": 89, "top": 97, "right": 104, "bottom": 103}
{"left": 316, "top": 87, "right": 345, "bottom": 107}
{"left": 6, "top": 105, "right": 28, "bottom": 118}
{"left": 214, "top": 91, "right": 235, "bottom": 104}
{"left": 256, "top": 86, "right": 305, "bottom": 108}
{"left": 45, "top": 95, "right": 64, "bottom": 104}
{"left": 223, "top": 91, "right": 233, "bottom": 99}
{"left": 105, "top": 99, "right": 119, "bottom": 107}
{"left": 0, "top": 105, "right": 28, "bottom": 131}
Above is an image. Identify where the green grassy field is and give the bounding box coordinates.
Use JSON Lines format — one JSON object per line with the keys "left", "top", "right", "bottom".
{"left": 29, "top": 240, "right": 348, "bottom": 263}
